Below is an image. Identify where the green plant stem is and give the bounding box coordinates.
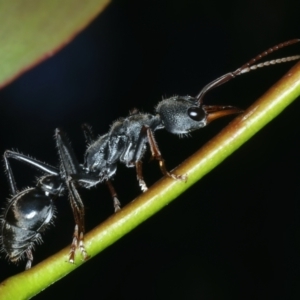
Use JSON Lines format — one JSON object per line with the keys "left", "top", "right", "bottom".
{"left": 1, "top": 62, "right": 300, "bottom": 299}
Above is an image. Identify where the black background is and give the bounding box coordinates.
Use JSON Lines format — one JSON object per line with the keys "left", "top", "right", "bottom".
{"left": 1, "top": 0, "right": 300, "bottom": 299}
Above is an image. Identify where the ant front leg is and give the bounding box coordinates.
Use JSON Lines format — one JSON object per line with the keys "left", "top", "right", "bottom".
{"left": 145, "top": 127, "right": 187, "bottom": 182}
{"left": 55, "top": 129, "right": 89, "bottom": 263}
{"left": 133, "top": 126, "right": 187, "bottom": 192}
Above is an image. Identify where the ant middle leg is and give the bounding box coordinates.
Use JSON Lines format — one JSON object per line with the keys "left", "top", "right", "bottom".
{"left": 106, "top": 180, "right": 121, "bottom": 212}
{"left": 25, "top": 249, "right": 34, "bottom": 270}
{"left": 135, "top": 160, "right": 148, "bottom": 192}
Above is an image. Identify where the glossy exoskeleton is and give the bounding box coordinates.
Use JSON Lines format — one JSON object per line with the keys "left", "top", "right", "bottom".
{"left": 1, "top": 129, "right": 90, "bottom": 269}
{"left": 1, "top": 150, "right": 63, "bottom": 269}
{"left": 1, "top": 39, "right": 299, "bottom": 270}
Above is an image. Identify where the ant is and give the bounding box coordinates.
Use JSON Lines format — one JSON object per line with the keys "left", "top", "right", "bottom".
{"left": 1, "top": 39, "right": 299, "bottom": 270}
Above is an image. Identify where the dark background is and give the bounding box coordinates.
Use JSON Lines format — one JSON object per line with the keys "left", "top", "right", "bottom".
{"left": 0, "top": 0, "right": 300, "bottom": 299}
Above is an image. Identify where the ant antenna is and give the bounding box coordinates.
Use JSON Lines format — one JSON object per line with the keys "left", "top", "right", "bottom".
{"left": 196, "top": 39, "right": 300, "bottom": 104}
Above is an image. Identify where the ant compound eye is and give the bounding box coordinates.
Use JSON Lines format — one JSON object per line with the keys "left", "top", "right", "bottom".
{"left": 188, "top": 107, "right": 206, "bottom": 122}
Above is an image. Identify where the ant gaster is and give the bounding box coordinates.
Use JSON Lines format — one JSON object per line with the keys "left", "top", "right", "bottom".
{"left": 1, "top": 131, "right": 89, "bottom": 269}
{"left": 1, "top": 39, "right": 299, "bottom": 269}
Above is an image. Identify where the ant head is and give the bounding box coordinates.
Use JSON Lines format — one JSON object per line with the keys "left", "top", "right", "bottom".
{"left": 156, "top": 96, "right": 241, "bottom": 134}
{"left": 156, "top": 39, "right": 300, "bottom": 135}
{"left": 156, "top": 96, "right": 206, "bottom": 134}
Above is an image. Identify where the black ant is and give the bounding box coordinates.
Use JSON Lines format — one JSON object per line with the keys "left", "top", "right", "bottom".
{"left": 1, "top": 39, "right": 299, "bottom": 270}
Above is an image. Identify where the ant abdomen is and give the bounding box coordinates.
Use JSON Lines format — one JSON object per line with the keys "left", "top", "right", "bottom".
{"left": 1, "top": 175, "right": 58, "bottom": 269}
